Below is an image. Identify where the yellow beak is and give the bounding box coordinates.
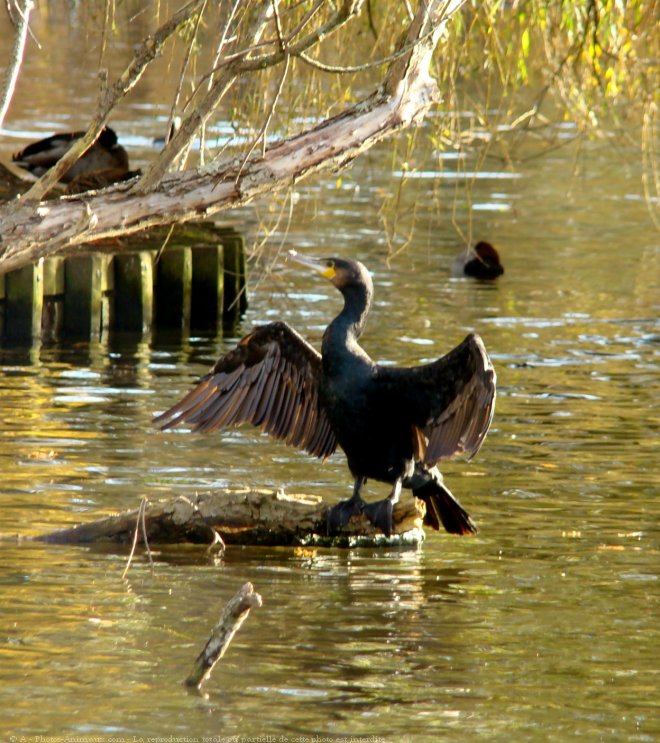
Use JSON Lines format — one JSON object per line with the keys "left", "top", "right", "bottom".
{"left": 288, "top": 250, "right": 335, "bottom": 280}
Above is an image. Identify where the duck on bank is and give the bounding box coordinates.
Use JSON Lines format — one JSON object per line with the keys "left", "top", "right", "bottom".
{"left": 12, "top": 126, "right": 138, "bottom": 192}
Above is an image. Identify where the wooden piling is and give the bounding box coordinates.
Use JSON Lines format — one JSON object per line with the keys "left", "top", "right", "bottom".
{"left": 4, "top": 260, "right": 43, "bottom": 341}
{"left": 101, "top": 256, "right": 114, "bottom": 332}
{"left": 155, "top": 247, "right": 192, "bottom": 330}
{"left": 0, "top": 223, "right": 247, "bottom": 343}
{"left": 113, "top": 252, "right": 154, "bottom": 332}
{"left": 61, "top": 255, "right": 109, "bottom": 339}
{"left": 219, "top": 229, "right": 248, "bottom": 322}
{"left": 190, "top": 245, "right": 224, "bottom": 332}
{"left": 42, "top": 257, "right": 65, "bottom": 341}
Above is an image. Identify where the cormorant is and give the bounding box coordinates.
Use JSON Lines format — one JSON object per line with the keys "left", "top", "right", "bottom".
{"left": 154, "top": 252, "right": 496, "bottom": 537}
{"left": 12, "top": 126, "right": 136, "bottom": 191}
{"left": 453, "top": 241, "right": 504, "bottom": 280}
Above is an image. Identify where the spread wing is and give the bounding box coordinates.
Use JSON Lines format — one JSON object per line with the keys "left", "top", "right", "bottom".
{"left": 382, "top": 333, "right": 496, "bottom": 466}
{"left": 153, "top": 321, "right": 337, "bottom": 459}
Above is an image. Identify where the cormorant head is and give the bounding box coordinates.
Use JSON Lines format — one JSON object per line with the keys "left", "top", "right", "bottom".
{"left": 288, "top": 251, "right": 372, "bottom": 294}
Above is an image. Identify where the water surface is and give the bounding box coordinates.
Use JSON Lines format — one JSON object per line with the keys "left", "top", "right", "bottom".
{"left": 0, "top": 8, "right": 658, "bottom": 742}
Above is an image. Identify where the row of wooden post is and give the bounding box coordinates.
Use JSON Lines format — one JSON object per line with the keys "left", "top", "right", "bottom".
{"left": 0, "top": 224, "right": 247, "bottom": 343}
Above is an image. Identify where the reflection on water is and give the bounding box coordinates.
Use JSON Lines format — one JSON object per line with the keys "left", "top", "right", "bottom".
{"left": 1, "top": 15, "right": 659, "bottom": 743}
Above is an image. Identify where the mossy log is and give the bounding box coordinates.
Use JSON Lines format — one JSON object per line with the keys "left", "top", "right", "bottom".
{"left": 35, "top": 487, "right": 426, "bottom": 548}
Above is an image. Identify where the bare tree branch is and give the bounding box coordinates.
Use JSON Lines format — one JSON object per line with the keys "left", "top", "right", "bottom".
{"left": 0, "top": 0, "right": 466, "bottom": 273}
{"left": 18, "top": 0, "right": 206, "bottom": 204}
{"left": 134, "top": 2, "right": 276, "bottom": 192}
{"left": 0, "top": 0, "right": 34, "bottom": 129}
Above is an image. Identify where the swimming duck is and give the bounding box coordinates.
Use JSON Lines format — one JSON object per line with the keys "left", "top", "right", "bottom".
{"left": 453, "top": 241, "right": 504, "bottom": 280}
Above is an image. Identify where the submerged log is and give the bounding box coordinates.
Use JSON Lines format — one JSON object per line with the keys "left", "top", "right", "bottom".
{"left": 35, "top": 487, "right": 426, "bottom": 548}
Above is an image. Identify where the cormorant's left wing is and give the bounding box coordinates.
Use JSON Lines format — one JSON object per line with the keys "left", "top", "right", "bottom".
{"left": 389, "top": 333, "right": 496, "bottom": 465}
{"left": 153, "top": 321, "right": 337, "bottom": 459}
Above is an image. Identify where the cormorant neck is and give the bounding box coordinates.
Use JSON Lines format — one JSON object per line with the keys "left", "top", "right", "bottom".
{"left": 323, "top": 280, "right": 373, "bottom": 351}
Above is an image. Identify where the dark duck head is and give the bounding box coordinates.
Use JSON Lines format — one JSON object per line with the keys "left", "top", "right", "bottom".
{"left": 454, "top": 241, "right": 504, "bottom": 280}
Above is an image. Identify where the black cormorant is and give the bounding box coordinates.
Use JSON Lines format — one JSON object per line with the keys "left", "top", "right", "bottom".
{"left": 154, "top": 252, "right": 496, "bottom": 537}
{"left": 453, "top": 241, "right": 504, "bottom": 280}
{"left": 12, "top": 126, "right": 135, "bottom": 191}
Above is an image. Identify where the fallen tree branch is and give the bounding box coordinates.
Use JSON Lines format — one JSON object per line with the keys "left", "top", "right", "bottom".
{"left": 30, "top": 488, "right": 426, "bottom": 548}
{"left": 0, "top": 0, "right": 466, "bottom": 273}
{"left": 184, "top": 582, "right": 262, "bottom": 691}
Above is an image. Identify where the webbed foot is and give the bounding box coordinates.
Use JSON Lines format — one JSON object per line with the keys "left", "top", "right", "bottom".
{"left": 362, "top": 498, "right": 395, "bottom": 537}
{"left": 326, "top": 496, "right": 364, "bottom": 535}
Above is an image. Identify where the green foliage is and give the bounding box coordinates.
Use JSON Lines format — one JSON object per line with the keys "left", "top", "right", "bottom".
{"left": 438, "top": 0, "right": 657, "bottom": 131}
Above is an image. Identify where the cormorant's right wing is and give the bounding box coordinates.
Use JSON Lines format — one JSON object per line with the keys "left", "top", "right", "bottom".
{"left": 153, "top": 321, "right": 337, "bottom": 459}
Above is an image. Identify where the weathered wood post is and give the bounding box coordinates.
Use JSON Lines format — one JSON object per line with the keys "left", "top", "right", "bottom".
{"left": 219, "top": 228, "right": 248, "bottom": 328}
{"left": 155, "top": 247, "right": 192, "bottom": 331}
{"left": 190, "top": 245, "right": 224, "bottom": 332}
{"left": 62, "top": 255, "right": 111, "bottom": 339}
{"left": 3, "top": 260, "right": 43, "bottom": 341}
{"left": 0, "top": 225, "right": 246, "bottom": 342}
{"left": 113, "top": 252, "right": 154, "bottom": 332}
{"left": 42, "top": 257, "right": 65, "bottom": 341}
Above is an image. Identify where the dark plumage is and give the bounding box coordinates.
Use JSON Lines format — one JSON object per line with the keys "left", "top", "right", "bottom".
{"left": 154, "top": 253, "right": 496, "bottom": 537}
{"left": 454, "top": 241, "right": 504, "bottom": 280}
{"left": 12, "top": 126, "right": 135, "bottom": 191}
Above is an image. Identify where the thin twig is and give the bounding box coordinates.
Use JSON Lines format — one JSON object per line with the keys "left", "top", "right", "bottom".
{"left": 139, "top": 498, "right": 155, "bottom": 574}
{"left": 135, "top": 2, "right": 276, "bottom": 192}
{"left": 169, "top": 0, "right": 209, "bottom": 170}
{"left": 122, "top": 496, "right": 147, "bottom": 579}
{"left": 233, "top": 2, "right": 291, "bottom": 182}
